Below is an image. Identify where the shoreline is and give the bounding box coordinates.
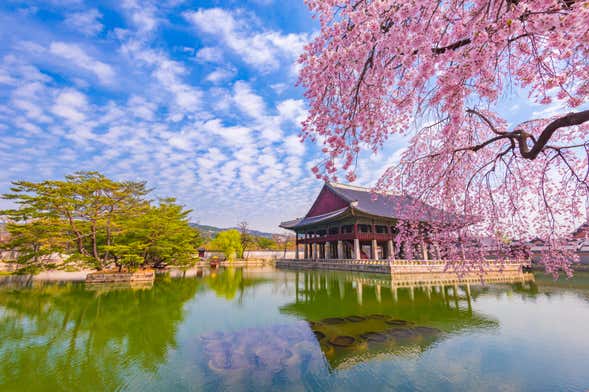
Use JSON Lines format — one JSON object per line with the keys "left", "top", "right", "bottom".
{"left": 0, "top": 261, "right": 586, "bottom": 285}
{"left": 0, "top": 259, "right": 277, "bottom": 284}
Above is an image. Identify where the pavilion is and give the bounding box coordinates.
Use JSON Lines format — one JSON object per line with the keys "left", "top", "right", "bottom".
{"left": 280, "top": 182, "right": 448, "bottom": 261}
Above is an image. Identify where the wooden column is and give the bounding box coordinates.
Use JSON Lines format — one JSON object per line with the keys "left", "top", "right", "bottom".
{"left": 325, "top": 242, "right": 331, "bottom": 259}
{"left": 353, "top": 222, "right": 360, "bottom": 260}
{"left": 387, "top": 240, "right": 395, "bottom": 260}
{"left": 372, "top": 239, "right": 378, "bottom": 260}
{"left": 295, "top": 234, "right": 300, "bottom": 259}
{"left": 353, "top": 238, "right": 361, "bottom": 260}
{"left": 421, "top": 240, "right": 428, "bottom": 260}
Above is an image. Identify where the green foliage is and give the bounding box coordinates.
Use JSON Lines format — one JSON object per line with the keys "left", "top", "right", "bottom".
{"left": 210, "top": 229, "right": 242, "bottom": 261}
{"left": 255, "top": 236, "right": 277, "bottom": 250}
{"left": 1, "top": 172, "right": 201, "bottom": 270}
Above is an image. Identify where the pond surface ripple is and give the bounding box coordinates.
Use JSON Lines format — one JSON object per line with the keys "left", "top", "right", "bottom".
{"left": 0, "top": 267, "right": 588, "bottom": 391}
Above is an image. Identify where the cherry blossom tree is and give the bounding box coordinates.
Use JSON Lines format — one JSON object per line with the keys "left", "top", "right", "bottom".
{"left": 298, "top": 0, "right": 589, "bottom": 276}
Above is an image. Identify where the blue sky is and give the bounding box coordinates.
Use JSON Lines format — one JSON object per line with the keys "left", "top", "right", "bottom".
{"left": 0, "top": 1, "right": 574, "bottom": 233}
{"left": 0, "top": 0, "right": 335, "bottom": 232}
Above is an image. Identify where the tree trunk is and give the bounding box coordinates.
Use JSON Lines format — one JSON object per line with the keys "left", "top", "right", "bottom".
{"left": 91, "top": 222, "right": 99, "bottom": 265}
{"left": 63, "top": 209, "right": 88, "bottom": 256}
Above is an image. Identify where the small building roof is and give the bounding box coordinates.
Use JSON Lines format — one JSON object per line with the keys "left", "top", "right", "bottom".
{"left": 280, "top": 182, "right": 456, "bottom": 230}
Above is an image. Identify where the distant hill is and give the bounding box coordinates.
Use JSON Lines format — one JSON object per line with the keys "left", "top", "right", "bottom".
{"left": 190, "top": 223, "right": 281, "bottom": 240}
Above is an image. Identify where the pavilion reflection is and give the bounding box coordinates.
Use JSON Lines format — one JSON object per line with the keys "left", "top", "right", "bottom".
{"left": 280, "top": 270, "right": 535, "bottom": 369}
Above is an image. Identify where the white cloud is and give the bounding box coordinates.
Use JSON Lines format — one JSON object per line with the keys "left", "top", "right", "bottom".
{"left": 122, "top": 40, "right": 202, "bottom": 114}
{"left": 270, "top": 83, "right": 288, "bottom": 94}
{"left": 168, "top": 133, "right": 192, "bottom": 150}
{"left": 127, "top": 96, "right": 157, "bottom": 121}
{"left": 121, "top": 0, "right": 158, "bottom": 34}
{"left": 64, "top": 9, "right": 103, "bottom": 36}
{"left": 184, "top": 8, "right": 309, "bottom": 72}
{"left": 233, "top": 81, "right": 266, "bottom": 119}
{"left": 49, "top": 42, "right": 115, "bottom": 84}
{"left": 196, "top": 47, "right": 224, "bottom": 63}
{"left": 51, "top": 89, "right": 89, "bottom": 123}
{"left": 202, "top": 119, "right": 253, "bottom": 146}
{"left": 277, "top": 99, "right": 307, "bottom": 125}
{"left": 284, "top": 134, "right": 305, "bottom": 156}
{"left": 206, "top": 67, "right": 236, "bottom": 83}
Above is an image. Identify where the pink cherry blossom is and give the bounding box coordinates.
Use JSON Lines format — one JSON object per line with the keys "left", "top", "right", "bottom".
{"left": 298, "top": 0, "right": 589, "bottom": 277}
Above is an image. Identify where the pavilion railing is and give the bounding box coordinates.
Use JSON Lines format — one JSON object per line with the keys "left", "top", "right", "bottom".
{"left": 278, "top": 258, "right": 530, "bottom": 268}
{"left": 298, "top": 233, "right": 393, "bottom": 243}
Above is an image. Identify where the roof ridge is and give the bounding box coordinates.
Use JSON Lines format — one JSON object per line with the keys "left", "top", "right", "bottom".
{"left": 328, "top": 181, "right": 399, "bottom": 197}
{"left": 328, "top": 182, "right": 371, "bottom": 192}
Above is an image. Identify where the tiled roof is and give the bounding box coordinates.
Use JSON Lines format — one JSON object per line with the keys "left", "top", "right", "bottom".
{"left": 326, "top": 182, "right": 446, "bottom": 222}
{"left": 279, "top": 207, "right": 350, "bottom": 229}
{"left": 279, "top": 182, "right": 457, "bottom": 230}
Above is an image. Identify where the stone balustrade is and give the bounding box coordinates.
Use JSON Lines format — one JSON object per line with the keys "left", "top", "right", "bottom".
{"left": 276, "top": 258, "right": 529, "bottom": 275}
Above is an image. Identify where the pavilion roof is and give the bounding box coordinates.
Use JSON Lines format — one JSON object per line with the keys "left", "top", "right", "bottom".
{"left": 279, "top": 182, "right": 458, "bottom": 230}
{"left": 279, "top": 207, "right": 349, "bottom": 229}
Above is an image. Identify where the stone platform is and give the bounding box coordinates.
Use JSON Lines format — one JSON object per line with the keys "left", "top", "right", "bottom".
{"left": 275, "top": 259, "right": 529, "bottom": 275}
{"left": 85, "top": 270, "right": 155, "bottom": 283}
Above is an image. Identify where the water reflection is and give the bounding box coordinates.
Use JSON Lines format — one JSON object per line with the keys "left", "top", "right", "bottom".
{"left": 0, "top": 267, "right": 586, "bottom": 391}
{"left": 0, "top": 277, "right": 203, "bottom": 391}
{"left": 279, "top": 271, "right": 537, "bottom": 370}
{"left": 200, "top": 322, "right": 326, "bottom": 388}
{"left": 206, "top": 267, "right": 268, "bottom": 300}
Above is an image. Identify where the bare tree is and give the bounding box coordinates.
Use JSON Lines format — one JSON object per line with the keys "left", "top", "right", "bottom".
{"left": 237, "top": 221, "right": 254, "bottom": 259}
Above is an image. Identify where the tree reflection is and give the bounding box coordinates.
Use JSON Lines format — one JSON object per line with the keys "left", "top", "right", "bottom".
{"left": 0, "top": 277, "right": 202, "bottom": 391}
{"left": 206, "top": 267, "right": 267, "bottom": 301}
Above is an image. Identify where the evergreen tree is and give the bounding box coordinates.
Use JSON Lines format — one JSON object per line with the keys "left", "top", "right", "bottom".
{"left": 1, "top": 172, "right": 200, "bottom": 270}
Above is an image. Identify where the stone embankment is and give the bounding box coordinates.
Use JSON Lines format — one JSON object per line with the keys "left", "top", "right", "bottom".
{"left": 276, "top": 259, "right": 529, "bottom": 275}
{"left": 85, "top": 270, "right": 155, "bottom": 283}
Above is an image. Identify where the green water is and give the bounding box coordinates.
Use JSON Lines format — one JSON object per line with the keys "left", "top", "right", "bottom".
{"left": 0, "top": 268, "right": 588, "bottom": 391}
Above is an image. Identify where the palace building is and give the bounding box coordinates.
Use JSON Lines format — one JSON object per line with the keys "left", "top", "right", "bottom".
{"left": 280, "top": 182, "right": 446, "bottom": 261}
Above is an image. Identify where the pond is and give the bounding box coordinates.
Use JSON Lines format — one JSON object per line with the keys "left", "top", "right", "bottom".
{"left": 0, "top": 267, "right": 588, "bottom": 391}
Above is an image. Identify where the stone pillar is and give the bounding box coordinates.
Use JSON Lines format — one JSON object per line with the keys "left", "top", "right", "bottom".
{"left": 325, "top": 242, "right": 331, "bottom": 259}
{"left": 387, "top": 240, "right": 395, "bottom": 260}
{"left": 421, "top": 241, "right": 428, "bottom": 260}
{"left": 353, "top": 238, "right": 361, "bottom": 260}
{"left": 337, "top": 240, "right": 343, "bottom": 259}
{"left": 372, "top": 239, "right": 378, "bottom": 260}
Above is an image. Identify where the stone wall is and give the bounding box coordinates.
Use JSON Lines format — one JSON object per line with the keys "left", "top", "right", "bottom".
{"left": 86, "top": 270, "right": 155, "bottom": 283}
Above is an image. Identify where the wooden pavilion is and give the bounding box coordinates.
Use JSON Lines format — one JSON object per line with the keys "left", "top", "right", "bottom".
{"left": 280, "top": 182, "right": 446, "bottom": 261}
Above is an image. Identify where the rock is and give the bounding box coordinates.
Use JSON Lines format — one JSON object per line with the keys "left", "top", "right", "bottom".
{"left": 329, "top": 335, "right": 356, "bottom": 347}
{"left": 385, "top": 319, "right": 412, "bottom": 326}
{"left": 313, "top": 330, "right": 326, "bottom": 340}
{"left": 322, "top": 317, "right": 346, "bottom": 325}
{"left": 344, "top": 315, "right": 366, "bottom": 322}
{"left": 359, "top": 331, "right": 389, "bottom": 343}
{"left": 413, "top": 326, "right": 442, "bottom": 336}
